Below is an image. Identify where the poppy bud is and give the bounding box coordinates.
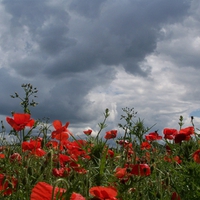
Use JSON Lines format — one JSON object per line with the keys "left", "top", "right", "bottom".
{"left": 27, "top": 167, "right": 32, "bottom": 175}
{"left": 22, "top": 177, "right": 27, "bottom": 185}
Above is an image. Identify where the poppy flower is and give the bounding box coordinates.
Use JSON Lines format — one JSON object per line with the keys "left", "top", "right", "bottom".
{"left": 52, "top": 167, "right": 71, "bottom": 177}
{"left": 89, "top": 186, "right": 118, "bottom": 200}
{"left": 59, "top": 154, "right": 71, "bottom": 165}
{"left": 31, "top": 148, "right": 46, "bottom": 157}
{"left": 164, "top": 156, "right": 182, "bottom": 164}
{"left": 115, "top": 167, "right": 127, "bottom": 179}
{"left": 6, "top": 113, "right": 35, "bottom": 131}
{"left": 166, "top": 145, "right": 172, "bottom": 154}
{"left": 70, "top": 192, "right": 85, "bottom": 200}
{"left": 83, "top": 129, "right": 92, "bottom": 136}
{"left": 192, "top": 149, "right": 200, "bottom": 163}
{"left": 62, "top": 140, "right": 90, "bottom": 161}
{"left": 131, "top": 164, "right": 151, "bottom": 176}
{"left": 9, "top": 153, "right": 22, "bottom": 163}
{"left": 171, "top": 192, "right": 181, "bottom": 200}
{"left": 116, "top": 140, "right": 129, "bottom": 146}
{"left": 173, "top": 156, "right": 182, "bottom": 164}
{"left": 145, "top": 131, "right": 162, "bottom": 141}
{"left": 22, "top": 139, "right": 41, "bottom": 151}
{"left": 69, "top": 161, "right": 87, "bottom": 174}
{"left": 179, "top": 126, "right": 194, "bottom": 135}
{"left": 163, "top": 128, "right": 178, "bottom": 140}
{"left": 30, "top": 182, "right": 66, "bottom": 200}
{"left": 174, "top": 126, "right": 194, "bottom": 144}
{"left": 0, "top": 146, "right": 6, "bottom": 152}
{"left": 164, "top": 155, "right": 172, "bottom": 163}
{"left": 104, "top": 130, "right": 117, "bottom": 140}
{"left": 141, "top": 141, "right": 151, "bottom": 150}
{"left": 107, "top": 149, "right": 115, "bottom": 158}
{"left": 53, "top": 132, "right": 69, "bottom": 141}
{"left": 174, "top": 134, "right": 187, "bottom": 144}
{"left": 164, "top": 127, "right": 194, "bottom": 143}
{"left": 0, "top": 154, "right": 5, "bottom": 159}
{"left": 51, "top": 120, "right": 71, "bottom": 141}
{"left": 46, "top": 141, "right": 59, "bottom": 149}
{"left": 0, "top": 174, "right": 17, "bottom": 196}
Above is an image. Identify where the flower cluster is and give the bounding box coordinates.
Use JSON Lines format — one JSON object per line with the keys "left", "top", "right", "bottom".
{"left": 0, "top": 105, "right": 200, "bottom": 199}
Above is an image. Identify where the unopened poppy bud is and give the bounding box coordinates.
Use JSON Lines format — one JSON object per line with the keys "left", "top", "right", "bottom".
{"left": 166, "top": 177, "right": 170, "bottom": 186}
{"left": 156, "top": 192, "right": 161, "bottom": 198}
{"left": 27, "top": 167, "right": 32, "bottom": 175}
{"left": 40, "top": 165, "right": 45, "bottom": 172}
{"left": 22, "top": 177, "right": 27, "bottom": 185}
{"left": 47, "top": 150, "right": 53, "bottom": 159}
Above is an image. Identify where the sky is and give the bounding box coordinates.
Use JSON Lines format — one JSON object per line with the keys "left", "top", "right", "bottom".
{"left": 0, "top": 0, "right": 200, "bottom": 140}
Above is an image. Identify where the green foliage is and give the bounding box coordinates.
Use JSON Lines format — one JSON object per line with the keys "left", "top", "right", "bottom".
{"left": 118, "top": 107, "right": 155, "bottom": 144}
{"left": 11, "top": 83, "right": 38, "bottom": 114}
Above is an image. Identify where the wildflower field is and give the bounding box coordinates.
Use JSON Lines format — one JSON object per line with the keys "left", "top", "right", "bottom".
{"left": 0, "top": 84, "right": 200, "bottom": 200}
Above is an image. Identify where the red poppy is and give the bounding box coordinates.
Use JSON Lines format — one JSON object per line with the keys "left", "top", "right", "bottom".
{"left": 115, "top": 167, "right": 127, "bottom": 179}
{"left": 164, "top": 155, "right": 172, "bottom": 162}
{"left": 116, "top": 140, "right": 129, "bottom": 146}
{"left": 83, "top": 129, "right": 92, "bottom": 135}
{"left": 51, "top": 120, "right": 71, "bottom": 141}
{"left": 9, "top": 153, "right": 22, "bottom": 163}
{"left": 46, "top": 141, "right": 59, "bottom": 149}
{"left": 164, "top": 127, "right": 194, "bottom": 143}
{"left": 131, "top": 164, "right": 151, "bottom": 176}
{"left": 174, "top": 134, "right": 187, "bottom": 143}
{"left": 105, "top": 130, "right": 117, "bottom": 140}
{"left": 192, "top": 149, "right": 200, "bottom": 163}
{"left": 0, "top": 174, "right": 17, "bottom": 196}
{"left": 31, "top": 148, "right": 46, "bottom": 157}
{"left": 89, "top": 186, "right": 118, "bottom": 200}
{"left": 52, "top": 167, "right": 71, "bottom": 177}
{"left": 141, "top": 141, "right": 151, "bottom": 150}
{"left": 164, "top": 156, "right": 182, "bottom": 164}
{"left": 0, "top": 146, "right": 6, "bottom": 152}
{"left": 173, "top": 156, "right": 182, "bottom": 164}
{"left": 166, "top": 145, "right": 172, "bottom": 154}
{"left": 171, "top": 192, "right": 181, "bottom": 200}
{"left": 0, "top": 154, "right": 5, "bottom": 159}
{"left": 163, "top": 128, "right": 178, "bottom": 140}
{"left": 22, "top": 139, "right": 41, "bottom": 151}
{"left": 62, "top": 140, "right": 90, "bottom": 161}
{"left": 70, "top": 192, "right": 85, "bottom": 200}
{"left": 179, "top": 126, "right": 194, "bottom": 135}
{"left": 145, "top": 131, "right": 162, "bottom": 141}
{"left": 174, "top": 126, "right": 194, "bottom": 144}
{"left": 69, "top": 161, "right": 87, "bottom": 174}
{"left": 6, "top": 113, "right": 35, "bottom": 131}
{"left": 30, "top": 182, "right": 66, "bottom": 200}
{"left": 59, "top": 154, "right": 71, "bottom": 165}
{"left": 107, "top": 149, "right": 115, "bottom": 158}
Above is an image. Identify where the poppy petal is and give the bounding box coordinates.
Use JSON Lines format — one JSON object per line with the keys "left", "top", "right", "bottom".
{"left": 30, "top": 182, "right": 66, "bottom": 200}
{"left": 53, "top": 120, "right": 62, "bottom": 130}
{"left": 70, "top": 192, "right": 85, "bottom": 200}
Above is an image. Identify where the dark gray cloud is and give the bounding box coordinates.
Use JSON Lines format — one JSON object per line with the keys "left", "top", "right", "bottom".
{"left": 69, "top": 0, "right": 106, "bottom": 18}
{"left": 2, "top": 0, "right": 191, "bottom": 78}
{"left": 34, "top": 66, "right": 117, "bottom": 123}
{"left": 0, "top": 0, "right": 197, "bottom": 132}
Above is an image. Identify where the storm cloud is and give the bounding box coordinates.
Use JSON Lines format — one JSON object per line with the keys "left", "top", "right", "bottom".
{"left": 0, "top": 0, "right": 199, "bottom": 137}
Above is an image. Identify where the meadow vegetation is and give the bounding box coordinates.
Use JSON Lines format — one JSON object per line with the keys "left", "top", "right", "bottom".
{"left": 0, "top": 84, "right": 200, "bottom": 200}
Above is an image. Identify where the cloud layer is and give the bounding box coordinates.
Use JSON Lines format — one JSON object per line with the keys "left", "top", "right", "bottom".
{"left": 0, "top": 0, "right": 200, "bottom": 138}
